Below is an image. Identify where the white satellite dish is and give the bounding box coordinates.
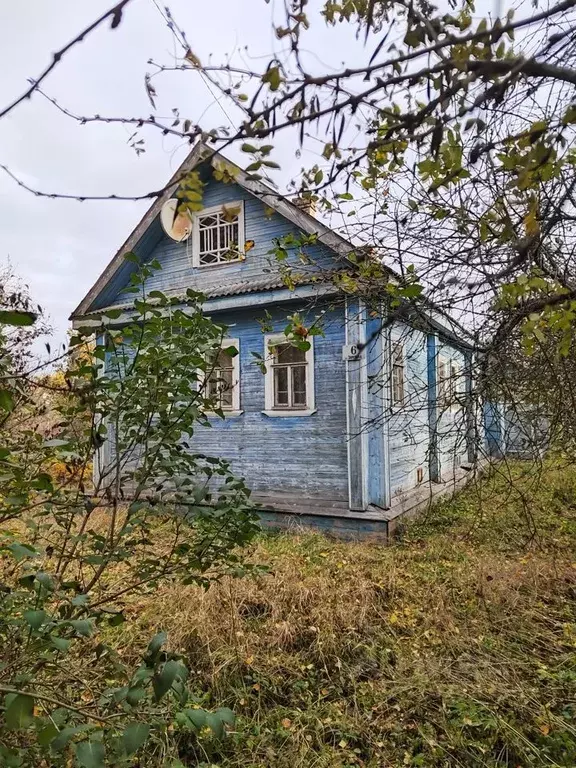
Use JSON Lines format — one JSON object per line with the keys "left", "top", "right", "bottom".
{"left": 160, "top": 198, "right": 192, "bottom": 242}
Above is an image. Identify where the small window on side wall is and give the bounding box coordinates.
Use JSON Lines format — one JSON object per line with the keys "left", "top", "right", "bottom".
{"left": 263, "top": 335, "right": 316, "bottom": 417}
{"left": 205, "top": 339, "right": 240, "bottom": 413}
{"left": 437, "top": 357, "right": 449, "bottom": 408}
{"left": 391, "top": 342, "right": 406, "bottom": 407}
{"left": 449, "top": 361, "right": 463, "bottom": 409}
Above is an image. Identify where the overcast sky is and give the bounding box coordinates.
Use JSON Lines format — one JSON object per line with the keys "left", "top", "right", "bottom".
{"left": 0, "top": 0, "right": 502, "bottom": 350}
{"left": 0, "top": 0, "right": 314, "bottom": 348}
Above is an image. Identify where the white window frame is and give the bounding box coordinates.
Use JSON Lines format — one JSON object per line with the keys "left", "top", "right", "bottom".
{"left": 390, "top": 341, "right": 406, "bottom": 408}
{"left": 449, "top": 360, "right": 464, "bottom": 412}
{"left": 204, "top": 338, "right": 242, "bottom": 416}
{"left": 263, "top": 334, "right": 316, "bottom": 417}
{"left": 437, "top": 355, "right": 450, "bottom": 410}
{"left": 191, "top": 201, "right": 245, "bottom": 268}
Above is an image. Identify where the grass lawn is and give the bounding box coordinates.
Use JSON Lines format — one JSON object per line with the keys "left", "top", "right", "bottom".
{"left": 111, "top": 459, "right": 576, "bottom": 767}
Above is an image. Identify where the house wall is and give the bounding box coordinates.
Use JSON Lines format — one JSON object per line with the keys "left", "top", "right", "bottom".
{"left": 190, "top": 302, "right": 350, "bottom": 501}
{"left": 435, "top": 339, "right": 470, "bottom": 480}
{"left": 91, "top": 169, "right": 485, "bottom": 514}
{"left": 102, "top": 177, "right": 340, "bottom": 308}
{"left": 387, "top": 322, "right": 430, "bottom": 497}
{"left": 366, "top": 312, "right": 389, "bottom": 508}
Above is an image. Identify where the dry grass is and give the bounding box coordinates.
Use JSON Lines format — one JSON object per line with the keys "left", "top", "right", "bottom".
{"left": 105, "top": 459, "right": 576, "bottom": 767}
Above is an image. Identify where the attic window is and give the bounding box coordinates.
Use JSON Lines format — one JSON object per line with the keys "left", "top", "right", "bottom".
{"left": 192, "top": 202, "right": 245, "bottom": 267}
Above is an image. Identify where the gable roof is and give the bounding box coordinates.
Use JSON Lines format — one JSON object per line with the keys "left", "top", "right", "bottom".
{"left": 70, "top": 141, "right": 475, "bottom": 351}
{"left": 71, "top": 141, "right": 386, "bottom": 319}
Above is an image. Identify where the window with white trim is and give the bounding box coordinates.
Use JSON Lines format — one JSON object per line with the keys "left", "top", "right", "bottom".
{"left": 205, "top": 339, "right": 240, "bottom": 412}
{"left": 390, "top": 342, "right": 406, "bottom": 407}
{"left": 449, "top": 360, "right": 463, "bottom": 409}
{"left": 192, "top": 202, "right": 245, "bottom": 267}
{"left": 264, "top": 335, "right": 315, "bottom": 415}
{"left": 437, "top": 357, "right": 449, "bottom": 408}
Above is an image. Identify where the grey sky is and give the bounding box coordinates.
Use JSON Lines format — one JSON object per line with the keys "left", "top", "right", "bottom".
{"left": 0, "top": 0, "right": 291, "bottom": 347}
{"left": 0, "top": 0, "right": 503, "bottom": 350}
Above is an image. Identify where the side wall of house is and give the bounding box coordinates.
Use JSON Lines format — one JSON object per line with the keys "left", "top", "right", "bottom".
{"left": 435, "top": 339, "right": 470, "bottom": 480}
{"left": 387, "top": 322, "right": 430, "bottom": 498}
{"left": 191, "top": 301, "right": 350, "bottom": 501}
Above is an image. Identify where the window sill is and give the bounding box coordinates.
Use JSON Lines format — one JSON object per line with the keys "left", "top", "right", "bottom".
{"left": 262, "top": 408, "right": 317, "bottom": 418}
{"left": 207, "top": 409, "right": 244, "bottom": 418}
{"left": 195, "top": 258, "right": 244, "bottom": 269}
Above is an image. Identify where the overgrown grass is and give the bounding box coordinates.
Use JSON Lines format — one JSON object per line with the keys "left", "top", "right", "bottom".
{"left": 113, "top": 460, "right": 576, "bottom": 767}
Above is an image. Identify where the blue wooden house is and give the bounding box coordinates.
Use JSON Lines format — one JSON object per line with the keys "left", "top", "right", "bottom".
{"left": 72, "top": 142, "right": 480, "bottom": 538}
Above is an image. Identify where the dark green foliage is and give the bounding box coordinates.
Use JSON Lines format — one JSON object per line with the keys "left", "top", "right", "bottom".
{"left": 0, "top": 256, "right": 259, "bottom": 766}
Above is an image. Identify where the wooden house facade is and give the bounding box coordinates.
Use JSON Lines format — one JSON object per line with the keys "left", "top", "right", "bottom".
{"left": 72, "top": 143, "right": 481, "bottom": 539}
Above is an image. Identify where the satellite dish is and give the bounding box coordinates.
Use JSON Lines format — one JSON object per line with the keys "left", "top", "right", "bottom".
{"left": 160, "top": 198, "right": 192, "bottom": 242}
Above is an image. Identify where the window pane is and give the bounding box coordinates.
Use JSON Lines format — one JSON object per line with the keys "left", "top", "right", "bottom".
{"left": 219, "top": 367, "right": 233, "bottom": 407}
{"left": 275, "top": 343, "right": 306, "bottom": 364}
{"left": 207, "top": 365, "right": 234, "bottom": 408}
{"left": 292, "top": 365, "right": 307, "bottom": 406}
{"left": 216, "top": 349, "right": 234, "bottom": 370}
{"left": 198, "top": 209, "right": 240, "bottom": 265}
{"left": 392, "top": 364, "right": 404, "bottom": 405}
{"left": 274, "top": 366, "right": 289, "bottom": 406}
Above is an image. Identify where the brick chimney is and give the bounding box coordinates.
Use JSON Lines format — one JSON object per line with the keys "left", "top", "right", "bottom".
{"left": 291, "top": 195, "right": 317, "bottom": 217}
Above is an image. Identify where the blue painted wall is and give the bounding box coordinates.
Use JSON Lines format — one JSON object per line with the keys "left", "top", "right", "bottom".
{"left": 190, "top": 302, "right": 350, "bottom": 500}
{"left": 98, "top": 175, "right": 340, "bottom": 310}
{"left": 366, "top": 313, "right": 388, "bottom": 507}
{"left": 435, "top": 339, "right": 469, "bottom": 479}
{"left": 387, "top": 323, "right": 430, "bottom": 497}
{"left": 91, "top": 166, "right": 487, "bottom": 514}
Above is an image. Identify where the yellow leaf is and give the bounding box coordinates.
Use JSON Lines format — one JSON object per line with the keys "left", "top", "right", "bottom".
{"left": 281, "top": 718, "right": 292, "bottom": 728}
{"left": 524, "top": 205, "right": 540, "bottom": 236}
{"left": 185, "top": 49, "right": 202, "bottom": 67}
{"left": 245, "top": 655, "right": 254, "bottom": 665}
{"left": 252, "top": 683, "right": 260, "bottom": 691}
{"left": 539, "top": 723, "right": 550, "bottom": 735}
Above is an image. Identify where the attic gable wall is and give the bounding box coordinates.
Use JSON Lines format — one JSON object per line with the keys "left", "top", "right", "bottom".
{"left": 95, "top": 176, "right": 343, "bottom": 310}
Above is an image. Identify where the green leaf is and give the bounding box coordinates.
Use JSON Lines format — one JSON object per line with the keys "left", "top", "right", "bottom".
{"left": 146, "top": 630, "right": 167, "bottom": 657}
{"left": 104, "top": 309, "right": 123, "bottom": 319}
{"left": 43, "top": 438, "right": 70, "bottom": 447}
{"left": 7, "top": 542, "right": 38, "bottom": 561}
{"left": 185, "top": 708, "right": 207, "bottom": 729}
{"left": 126, "top": 686, "right": 146, "bottom": 706}
{"left": 5, "top": 694, "right": 34, "bottom": 730}
{"left": 214, "top": 707, "right": 235, "bottom": 726}
{"left": 0, "top": 389, "right": 14, "bottom": 412}
{"left": 205, "top": 711, "right": 224, "bottom": 738}
{"left": 122, "top": 722, "right": 150, "bottom": 756}
{"left": 241, "top": 143, "right": 258, "bottom": 153}
{"left": 123, "top": 251, "right": 139, "bottom": 264}
{"left": 152, "top": 659, "right": 180, "bottom": 701}
{"left": 37, "top": 723, "right": 59, "bottom": 747}
{"left": 70, "top": 619, "right": 93, "bottom": 637}
{"left": 71, "top": 594, "right": 88, "bottom": 607}
{"left": 0, "top": 310, "right": 36, "bottom": 326}
{"left": 50, "top": 635, "right": 71, "bottom": 652}
{"left": 108, "top": 611, "right": 125, "bottom": 627}
{"left": 262, "top": 65, "right": 281, "bottom": 91}
{"left": 51, "top": 725, "right": 90, "bottom": 752}
{"left": 75, "top": 740, "right": 105, "bottom": 768}
{"left": 35, "top": 572, "right": 55, "bottom": 591}
{"left": 24, "top": 610, "right": 47, "bottom": 630}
